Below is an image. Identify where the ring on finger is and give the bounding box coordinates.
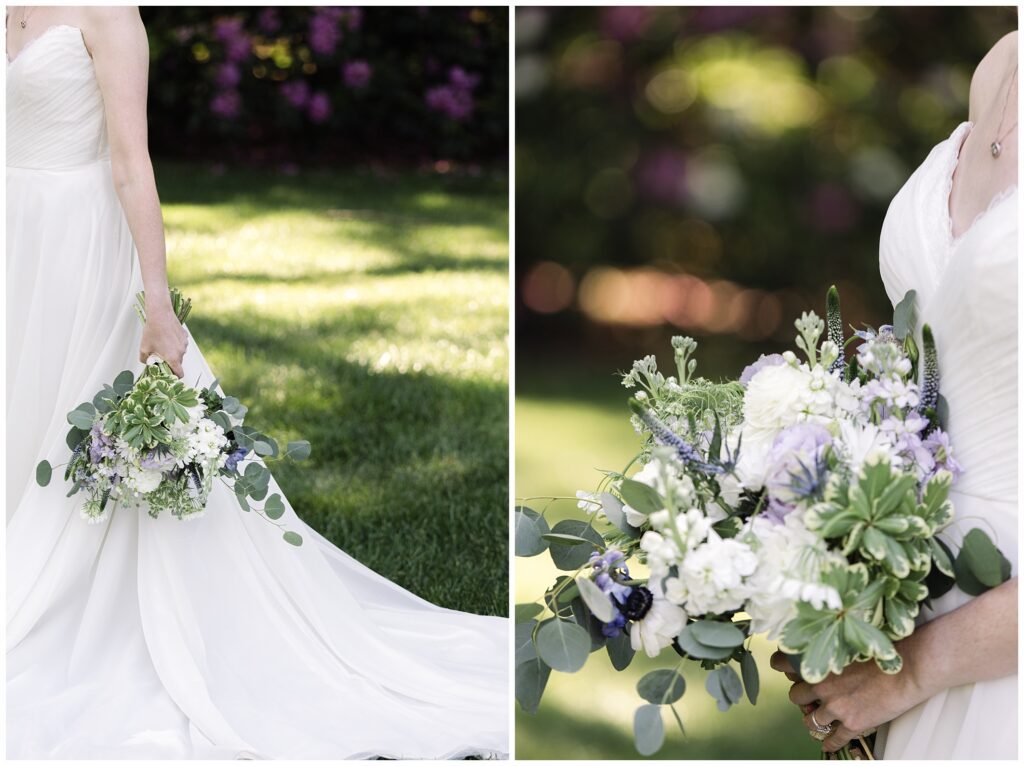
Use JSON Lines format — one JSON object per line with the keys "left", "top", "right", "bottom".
{"left": 809, "top": 709, "right": 833, "bottom": 739}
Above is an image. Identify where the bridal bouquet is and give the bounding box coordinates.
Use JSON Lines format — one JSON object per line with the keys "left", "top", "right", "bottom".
{"left": 515, "top": 287, "right": 1011, "bottom": 757}
{"left": 35, "top": 289, "right": 310, "bottom": 546}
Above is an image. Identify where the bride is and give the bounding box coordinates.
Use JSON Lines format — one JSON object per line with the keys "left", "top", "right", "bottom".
{"left": 7, "top": 6, "right": 507, "bottom": 759}
{"left": 771, "top": 32, "right": 1018, "bottom": 758}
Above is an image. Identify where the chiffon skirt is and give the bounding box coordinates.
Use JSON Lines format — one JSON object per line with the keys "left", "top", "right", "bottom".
{"left": 6, "top": 159, "right": 509, "bottom": 759}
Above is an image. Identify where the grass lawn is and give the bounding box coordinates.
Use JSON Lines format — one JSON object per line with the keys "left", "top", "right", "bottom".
{"left": 157, "top": 161, "right": 508, "bottom": 617}
{"left": 515, "top": 361, "right": 820, "bottom": 759}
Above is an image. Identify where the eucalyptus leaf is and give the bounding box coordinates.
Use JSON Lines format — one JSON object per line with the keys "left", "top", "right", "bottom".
{"left": 633, "top": 704, "right": 665, "bottom": 756}
{"left": 577, "top": 576, "right": 615, "bottom": 623}
{"left": 535, "top": 619, "right": 590, "bottom": 673}
{"left": 112, "top": 369, "right": 135, "bottom": 395}
{"left": 515, "top": 657, "right": 550, "bottom": 715}
{"left": 607, "top": 631, "right": 635, "bottom": 671}
{"left": 515, "top": 620, "right": 538, "bottom": 665}
{"left": 221, "top": 395, "right": 241, "bottom": 414}
{"left": 541, "top": 532, "right": 590, "bottom": 546}
{"left": 253, "top": 440, "right": 275, "bottom": 457}
{"left": 263, "top": 493, "right": 285, "bottom": 520}
{"left": 619, "top": 478, "right": 663, "bottom": 515}
{"left": 282, "top": 530, "right": 303, "bottom": 546}
{"left": 958, "top": 528, "right": 1004, "bottom": 588}
{"left": 547, "top": 519, "right": 603, "bottom": 571}
{"left": 739, "top": 650, "right": 760, "bottom": 705}
{"left": 514, "top": 506, "right": 550, "bottom": 557}
{"left": 637, "top": 668, "right": 686, "bottom": 705}
{"left": 705, "top": 665, "right": 743, "bottom": 711}
{"left": 893, "top": 289, "right": 917, "bottom": 340}
{"left": 689, "top": 619, "right": 745, "bottom": 648}
{"left": 285, "top": 440, "right": 311, "bottom": 460}
{"left": 36, "top": 460, "right": 52, "bottom": 487}
{"left": 675, "top": 624, "right": 734, "bottom": 661}
{"left": 515, "top": 603, "right": 544, "bottom": 624}
{"left": 67, "top": 404, "right": 96, "bottom": 430}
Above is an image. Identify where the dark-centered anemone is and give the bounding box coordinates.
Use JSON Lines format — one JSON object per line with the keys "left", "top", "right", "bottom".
{"left": 619, "top": 585, "right": 654, "bottom": 621}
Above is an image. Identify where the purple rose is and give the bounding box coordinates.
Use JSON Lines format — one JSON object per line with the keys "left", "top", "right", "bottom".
{"left": 739, "top": 353, "right": 786, "bottom": 386}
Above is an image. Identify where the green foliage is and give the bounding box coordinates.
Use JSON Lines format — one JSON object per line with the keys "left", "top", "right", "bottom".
{"left": 637, "top": 668, "right": 686, "bottom": 705}
{"left": 953, "top": 528, "right": 1012, "bottom": 596}
{"left": 633, "top": 705, "right": 665, "bottom": 756}
{"left": 779, "top": 563, "right": 896, "bottom": 683}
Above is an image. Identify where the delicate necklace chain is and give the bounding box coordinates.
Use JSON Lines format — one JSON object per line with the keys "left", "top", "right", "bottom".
{"left": 991, "top": 65, "right": 1018, "bottom": 158}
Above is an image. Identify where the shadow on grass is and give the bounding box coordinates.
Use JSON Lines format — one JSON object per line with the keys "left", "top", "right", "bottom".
{"left": 187, "top": 313, "right": 508, "bottom": 617}
{"left": 515, "top": 702, "right": 819, "bottom": 760}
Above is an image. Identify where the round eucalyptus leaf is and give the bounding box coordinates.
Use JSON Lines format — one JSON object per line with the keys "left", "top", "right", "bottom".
{"left": 706, "top": 665, "right": 743, "bottom": 711}
{"left": 633, "top": 704, "right": 665, "bottom": 756}
{"left": 66, "top": 427, "right": 88, "bottom": 450}
{"left": 264, "top": 493, "right": 285, "bottom": 520}
{"left": 637, "top": 669, "right": 686, "bottom": 705}
{"left": 514, "top": 620, "right": 538, "bottom": 666}
{"left": 959, "top": 528, "right": 1004, "bottom": 588}
{"left": 285, "top": 440, "right": 311, "bottom": 461}
{"left": 67, "top": 404, "right": 96, "bottom": 430}
{"left": 675, "top": 624, "right": 734, "bottom": 660}
{"left": 548, "top": 519, "right": 602, "bottom": 571}
{"left": 112, "top": 369, "right": 135, "bottom": 395}
{"left": 515, "top": 603, "right": 544, "bottom": 624}
{"left": 607, "top": 631, "right": 635, "bottom": 671}
{"left": 576, "top": 576, "right": 615, "bottom": 623}
{"left": 541, "top": 532, "right": 590, "bottom": 546}
{"left": 36, "top": 460, "right": 52, "bottom": 487}
{"left": 535, "top": 619, "right": 590, "bottom": 673}
{"left": 689, "top": 619, "right": 745, "bottom": 648}
{"left": 515, "top": 657, "right": 551, "bottom": 716}
{"left": 515, "top": 506, "right": 550, "bottom": 557}
{"left": 253, "top": 440, "right": 274, "bottom": 457}
{"left": 282, "top": 530, "right": 303, "bottom": 546}
{"left": 221, "top": 395, "right": 241, "bottom": 414}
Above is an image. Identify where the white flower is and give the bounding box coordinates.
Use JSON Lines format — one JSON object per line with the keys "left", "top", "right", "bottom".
{"left": 131, "top": 467, "right": 164, "bottom": 494}
{"left": 630, "top": 581, "right": 688, "bottom": 658}
{"left": 835, "top": 419, "right": 900, "bottom": 473}
{"left": 672, "top": 532, "right": 757, "bottom": 615}
{"left": 576, "top": 490, "right": 601, "bottom": 514}
{"left": 742, "top": 514, "right": 843, "bottom": 638}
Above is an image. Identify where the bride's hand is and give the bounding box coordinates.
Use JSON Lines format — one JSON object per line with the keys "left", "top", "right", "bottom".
{"left": 139, "top": 306, "right": 188, "bottom": 378}
{"left": 769, "top": 650, "right": 928, "bottom": 753}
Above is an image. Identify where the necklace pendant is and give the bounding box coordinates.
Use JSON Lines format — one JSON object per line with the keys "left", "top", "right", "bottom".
{"left": 991, "top": 141, "right": 1002, "bottom": 158}
{"left": 19, "top": 20, "right": 26, "bottom": 28}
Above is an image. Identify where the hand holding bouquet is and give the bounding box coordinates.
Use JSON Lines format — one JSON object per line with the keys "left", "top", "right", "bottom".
{"left": 36, "top": 289, "right": 311, "bottom": 546}
{"left": 515, "top": 286, "right": 1011, "bottom": 757}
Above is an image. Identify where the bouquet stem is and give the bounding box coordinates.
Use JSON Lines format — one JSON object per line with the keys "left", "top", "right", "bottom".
{"left": 135, "top": 288, "right": 192, "bottom": 326}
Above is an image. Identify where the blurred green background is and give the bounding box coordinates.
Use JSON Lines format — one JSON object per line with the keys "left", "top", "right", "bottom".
{"left": 515, "top": 5, "right": 1016, "bottom": 759}
{"left": 158, "top": 162, "right": 508, "bottom": 616}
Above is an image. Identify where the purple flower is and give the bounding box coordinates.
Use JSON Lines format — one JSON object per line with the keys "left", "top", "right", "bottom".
{"left": 214, "top": 62, "right": 241, "bottom": 89}
{"left": 764, "top": 422, "right": 832, "bottom": 521}
{"left": 923, "top": 429, "right": 963, "bottom": 479}
{"left": 257, "top": 7, "right": 281, "bottom": 33}
{"left": 214, "top": 17, "right": 250, "bottom": 63}
{"left": 225, "top": 447, "right": 249, "bottom": 473}
{"left": 343, "top": 60, "right": 372, "bottom": 89}
{"left": 309, "top": 7, "right": 344, "bottom": 56}
{"left": 280, "top": 79, "right": 311, "bottom": 108}
{"left": 307, "top": 91, "right": 332, "bottom": 124}
{"left": 739, "top": 353, "right": 786, "bottom": 386}
{"left": 210, "top": 90, "right": 242, "bottom": 119}
{"left": 425, "top": 67, "right": 481, "bottom": 122}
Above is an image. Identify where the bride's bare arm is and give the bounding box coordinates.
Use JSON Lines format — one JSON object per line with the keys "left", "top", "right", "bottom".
{"left": 84, "top": 6, "right": 187, "bottom": 376}
{"left": 772, "top": 576, "right": 1018, "bottom": 753}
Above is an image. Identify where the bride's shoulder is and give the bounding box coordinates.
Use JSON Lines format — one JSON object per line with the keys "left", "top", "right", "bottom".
{"left": 968, "top": 31, "right": 1017, "bottom": 119}
{"left": 78, "top": 6, "right": 145, "bottom": 38}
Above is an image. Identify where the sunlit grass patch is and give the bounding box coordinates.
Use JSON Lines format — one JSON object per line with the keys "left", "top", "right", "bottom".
{"left": 159, "top": 161, "right": 509, "bottom": 616}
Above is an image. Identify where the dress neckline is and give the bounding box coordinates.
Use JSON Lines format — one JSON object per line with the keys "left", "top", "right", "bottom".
{"left": 6, "top": 23, "right": 84, "bottom": 66}
{"left": 945, "top": 120, "right": 1018, "bottom": 248}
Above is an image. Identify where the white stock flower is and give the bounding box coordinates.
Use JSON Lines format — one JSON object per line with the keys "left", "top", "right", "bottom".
{"left": 835, "top": 419, "right": 900, "bottom": 473}
{"left": 671, "top": 532, "right": 757, "bottom": 615}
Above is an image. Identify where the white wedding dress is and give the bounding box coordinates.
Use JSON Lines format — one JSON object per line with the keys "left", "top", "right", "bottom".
{"left": 875, "top": 121, "right": 1017, "bottom": 758}
{"left": 6, "top": 25, "right": 508, "bottom": 760}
